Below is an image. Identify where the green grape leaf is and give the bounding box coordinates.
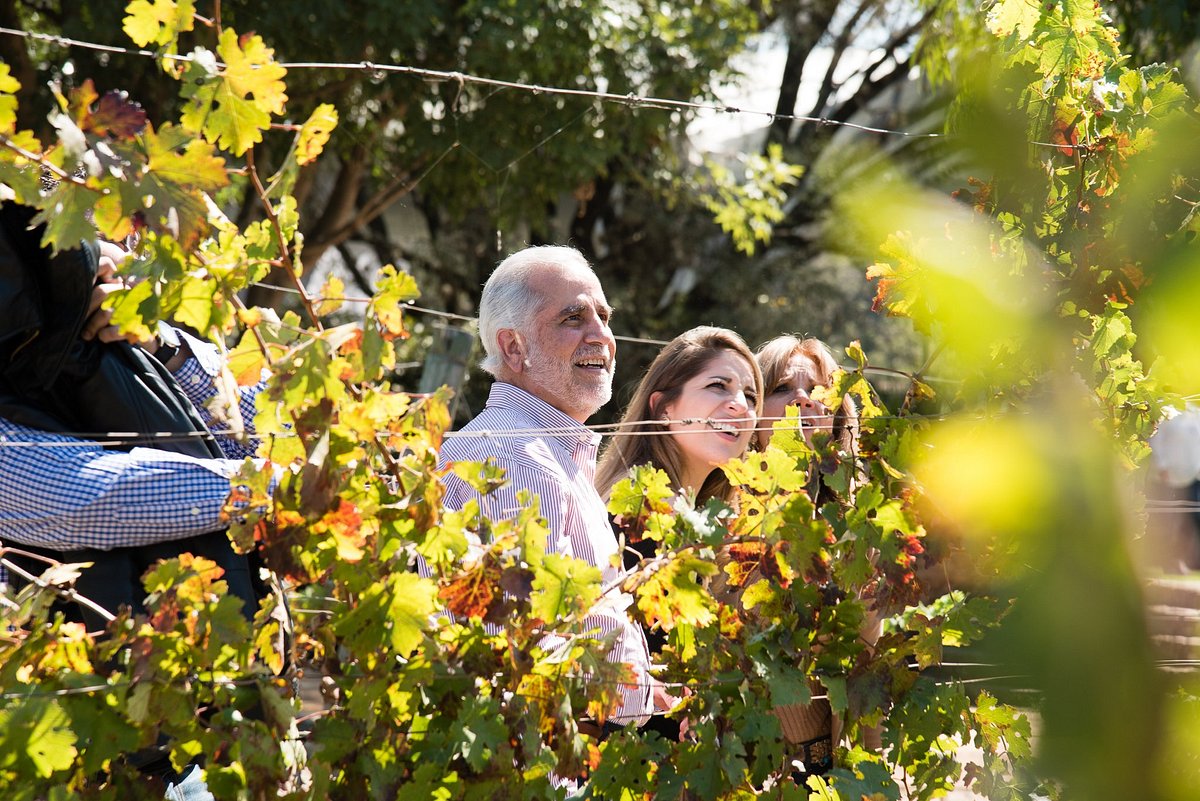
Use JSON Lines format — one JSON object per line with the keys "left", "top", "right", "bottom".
{"left": 180, "top": 30, "right": 287, "bottom": 156}
{"left": 31, "top": 181, "right": 100, "bottom": 253}
{"left": 530, "top": 553, "right": 601, "bottom": 625}
{"left": 145, "top": 123, "right": 228, "bottom": 191}
{"left": 0, "top": 699, "right": 79, "bottom": 777}
{"left": 974, "top": 691, "right": 1033, "bottom": 760}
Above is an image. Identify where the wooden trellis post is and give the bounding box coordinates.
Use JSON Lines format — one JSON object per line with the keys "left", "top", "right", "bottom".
{"left": 418, "top": 324, "right": 477, "bottom": 419}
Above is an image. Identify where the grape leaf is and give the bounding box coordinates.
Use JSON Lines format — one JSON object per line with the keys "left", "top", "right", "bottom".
{"left": 297, "top": 103, "right": 338, "bottom": 165}
{"left": 0, "top": 699, "right": 79, "bottom": 777}
{"left": 144, "top": 123, "right": 228, "bottom": 191}
{"left": 0, "top": 62, "right": 21, "bottom": 133}
{"left": 86, "top": 91, "right": 148, "bottom": 140}
{"left": 122, "top": 0, "right": 196, "bottom": 48}
{"left": 371, "top": 265, "right": 420, "bottom": 337}
{"left": 220, "top": 30, "right": 288, "bottom": 116}
{"left": 985, "top": 0, "right": 1042, "bottom": 40}
{"left": 529, "top": 553, "right": 601, "bottom": 624}
{"left": 31, "top": 180, "right": 100, "bottom": 253}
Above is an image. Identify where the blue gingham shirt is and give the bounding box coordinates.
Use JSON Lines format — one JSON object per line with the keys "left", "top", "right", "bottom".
{"left": 0, "top": 330, "right": 266, "bottom": 571}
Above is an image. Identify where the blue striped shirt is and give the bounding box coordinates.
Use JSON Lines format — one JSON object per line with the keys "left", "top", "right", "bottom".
{"left": 438, "top": 382, "right": 653, "bottom": 724}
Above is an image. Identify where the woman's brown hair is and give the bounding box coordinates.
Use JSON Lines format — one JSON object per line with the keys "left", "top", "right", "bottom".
{"left": 596, "top": 326, "right": 763, "bottom": 506}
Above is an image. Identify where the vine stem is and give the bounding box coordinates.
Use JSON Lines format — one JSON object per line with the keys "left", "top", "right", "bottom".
{"left": 245, "top": 147, "right": 323, "bottom": 333}
{"left": 242, "top": 149, "right": 411, "bottom": 483}
{"left": 0, "top": 547, "right": 116, "bottom": 624}
{"left": 0, "top": 135, "right": 100, "bottom": 191}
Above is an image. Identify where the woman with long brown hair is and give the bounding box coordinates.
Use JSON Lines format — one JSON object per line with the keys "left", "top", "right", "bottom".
{"left": 595, "top": 326, "right": 762, "bottom": 741}
{"left": 596, "top": 326, "right": 763, "bottom": 505}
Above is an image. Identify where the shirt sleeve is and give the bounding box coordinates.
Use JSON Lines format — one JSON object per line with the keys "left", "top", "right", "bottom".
{"left": 0, "top": 417, "right": 246, "bottom": 551}
{"left": 442, "top": 461, "right": 652, "bottom": 723}
{"left": 169, "top": 327, "right": 265, "bottom": 460}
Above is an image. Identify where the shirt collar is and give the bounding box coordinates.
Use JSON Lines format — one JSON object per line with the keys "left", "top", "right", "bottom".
{"left": 485, "top": 382, "right": 602, "bottom": 454}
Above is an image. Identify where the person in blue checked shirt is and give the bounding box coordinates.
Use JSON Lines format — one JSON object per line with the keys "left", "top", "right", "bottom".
{"left": 0, "top": 203, "right": 277, "bottom": 800}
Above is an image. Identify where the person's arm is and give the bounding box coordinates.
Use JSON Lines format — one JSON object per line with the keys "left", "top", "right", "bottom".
{"left": 169, "top": 327, "right": 265, "bottom": 460}
{"left": 0, "top": 416, "right": 249, "bottom": 551}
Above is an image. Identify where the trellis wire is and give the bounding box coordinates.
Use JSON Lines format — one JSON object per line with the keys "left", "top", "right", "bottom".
{"left": 0, "top": 26, "right": 1117, "bottom": 154}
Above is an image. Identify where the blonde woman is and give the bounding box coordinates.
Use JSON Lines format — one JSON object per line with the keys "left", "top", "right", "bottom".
{"left": 754, "top": 334, "right": 879, "bottom": 775}
{"left": 756, "top": 335, "right": 858, "bottom": 453}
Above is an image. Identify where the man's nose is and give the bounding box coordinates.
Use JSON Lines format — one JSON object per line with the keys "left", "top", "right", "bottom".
{"left": 584, "top": 315, "right": 612, "bottom": 346}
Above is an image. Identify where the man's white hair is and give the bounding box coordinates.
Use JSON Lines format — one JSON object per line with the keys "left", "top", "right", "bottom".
{"left": 478, "top": 245, "right": 594, "bottom": 376}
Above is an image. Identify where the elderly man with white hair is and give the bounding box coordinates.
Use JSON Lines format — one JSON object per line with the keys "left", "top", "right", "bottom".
{"left": 436, "top": 244, "right": 659, "bottom": 734}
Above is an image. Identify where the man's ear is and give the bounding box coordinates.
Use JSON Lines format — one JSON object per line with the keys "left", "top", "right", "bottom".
{"left": 497, "top": 329, "right": 526, "bottom": 373}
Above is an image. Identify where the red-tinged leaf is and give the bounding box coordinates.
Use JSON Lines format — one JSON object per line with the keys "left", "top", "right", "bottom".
{"left": 871, "top": 277, "right": 898, "bottom": 314}
{"left": 1051, "top": 116, "right": 1080, "bottom": 157}
{"left": 86, "top": 91, "right": 148, "bottom": 139}
{"left": 318, "top": 499, "right": 366, "bottom": 562}
{"left": 439, "top": 557, "right": 502, "bottom": 621}
{"left": 66, "top": 79, "right": 100, "bottom": 128}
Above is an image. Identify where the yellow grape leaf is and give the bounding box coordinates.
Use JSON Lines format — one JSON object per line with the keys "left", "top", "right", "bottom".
{"left": 0, "top": 131, "right": 47, "bottom": 203}
{"left": 984, "top": 0, "right": 1042, "bottom": 40}
{"left": 92, "top": 191, "right": 136, "bottom": 242}
{"left": 145, "top": 123, "right": 228, "bottom": 191}
{"left": 227, "top": 331, "right": 268, "bottom": 386}
{"left": 370, "top": 265, "right": 420, "bottom": 337}
{"left": 122, "top": 0, "right": 195, "bottom": 48}
{"left": 296, "top": 103, "right": 337, "bottom": 165}
{"left": 218, "top": 29, "right": 288, "bottom": 116}
{"left": 0, "top": 62, "right": 20, "bottom": 133}
{"left": 315, "top": 274, "right": 345, "bottom": 316}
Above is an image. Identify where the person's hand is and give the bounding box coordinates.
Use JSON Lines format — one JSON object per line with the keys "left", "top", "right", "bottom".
{"left": 651, "top": 680, "right": 693, "bottom": 740}
{"left": 795, "top": 396, "right": 829, "bottom": 447}
{"left": 81, "top": 241, "right": 155, "bottom": 350}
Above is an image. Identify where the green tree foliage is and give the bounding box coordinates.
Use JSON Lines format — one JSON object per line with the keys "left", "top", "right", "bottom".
{"left": 0, "top": 2, "right": 1197, "bottom": 800}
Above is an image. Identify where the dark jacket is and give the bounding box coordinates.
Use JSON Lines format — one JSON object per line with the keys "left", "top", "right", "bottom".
{"left": 0, "top": 202, "right": 258, "bottom": 630}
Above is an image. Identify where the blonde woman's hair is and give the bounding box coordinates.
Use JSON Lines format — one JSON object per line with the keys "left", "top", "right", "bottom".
{"left": 596, "top": 326, "right": 763, "bottom": 506}
{"left": 755, "top": 335, "right": 859, "bottom": 453}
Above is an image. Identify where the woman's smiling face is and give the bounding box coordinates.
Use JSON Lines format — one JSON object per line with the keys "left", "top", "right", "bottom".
{"left": 655, "top": 349, "right": 758, "bottom": 491}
